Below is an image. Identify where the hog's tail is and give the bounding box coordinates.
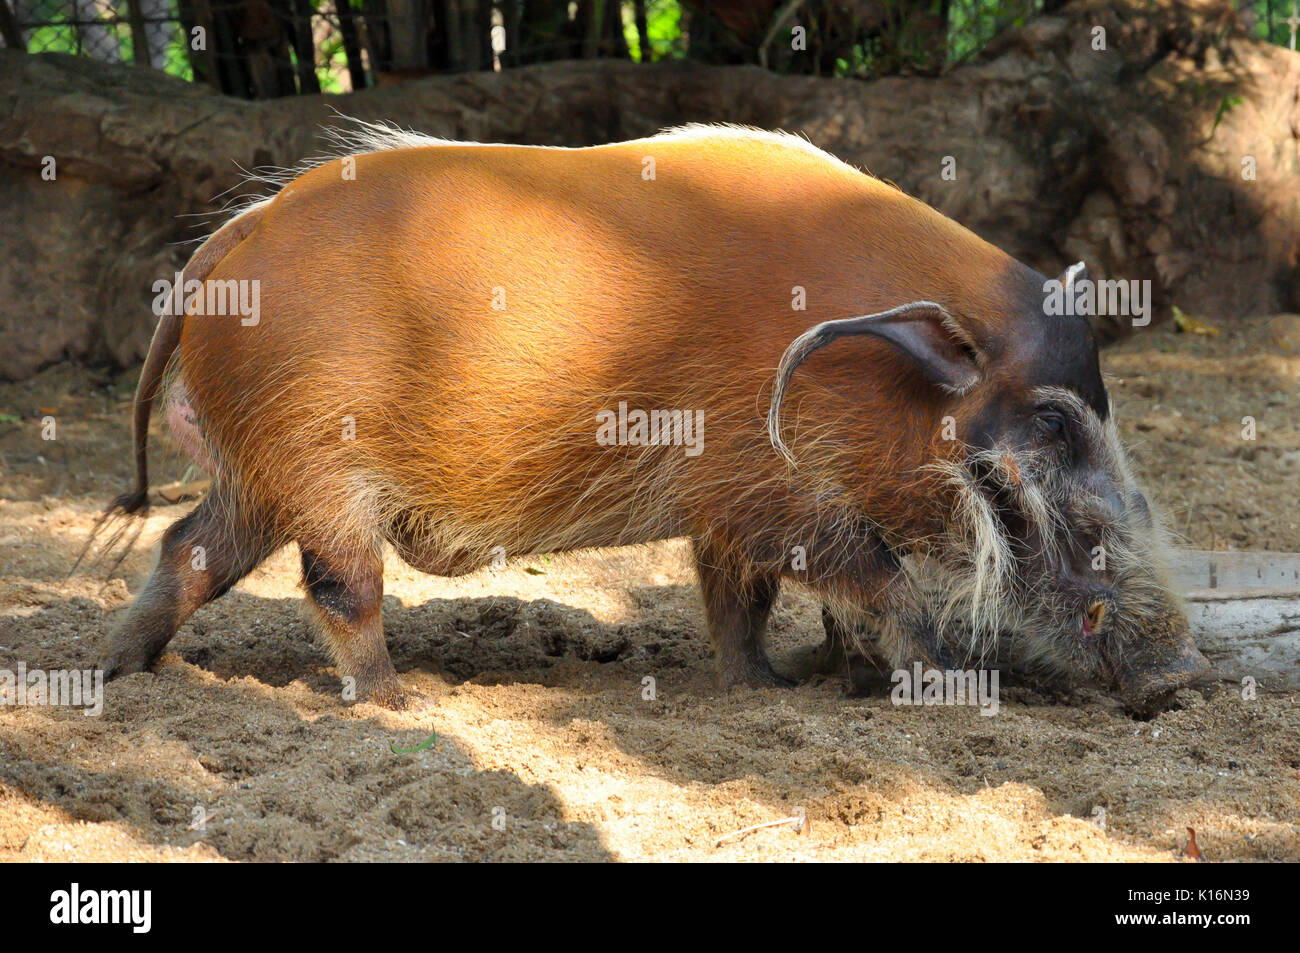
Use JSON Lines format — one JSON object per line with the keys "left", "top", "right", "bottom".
{"left": 73, "top": 200, "right": 270, "bottom": 577}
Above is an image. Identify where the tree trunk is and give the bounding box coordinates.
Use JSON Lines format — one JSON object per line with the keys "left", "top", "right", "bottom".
{"left": 239, "top": 0, "right": 291, "bottom": 97}
{"left": 361, "top": 0, "right": 392, "bottom": 72}
{"left": 502, "top": 0, "right": 521, "bottom": 67}
{"left": 337, "top": 0, "right": 369, "bottom": 89}
{"left": 581, "top": 0, "right": 599, "bottom": 58}
{"left": 388, "top": 0, "right": 431, "bottom": 69}
{"left": 267, "top": 0, "right": 301, "bottom": 93}
{"left": 184, "top": 0, "right": 221, "bottom": 89}
{"left": 634, "top": 0, "right": 651, "bottom": 61}
{"left": 0, "top": 0, "right": 25, "bottom": 50}
{"left": 472, "top": 0, "right": 492, "bottom": 69}
{"left": 599, "top": 0, "right": 628, "bottom": 58}
{"left": 125, "top": 0, "right": 152, "bottom": 65}
{"left": 516, "top": 0, "right": 581, "bottom": 65}
{"left": 290, "top": 0, "right": 321, "bottom": 92}
{"left": 209, "top": 1, "right": 250, "bottom": 94}
{"left": 434, "top": 0, "right": 492, "bottom": 72}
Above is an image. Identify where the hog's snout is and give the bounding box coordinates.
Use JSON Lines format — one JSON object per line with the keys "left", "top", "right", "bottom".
{"left": 1111, "top": 631, "right": 1211, "bottom": 711}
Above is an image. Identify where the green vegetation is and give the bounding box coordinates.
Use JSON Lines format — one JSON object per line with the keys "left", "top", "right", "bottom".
{"left": 13, "top": 1, "right": 1299, "bottom": 94}
{"left": 390, "top": 731, "right": 439, "bottom": 754}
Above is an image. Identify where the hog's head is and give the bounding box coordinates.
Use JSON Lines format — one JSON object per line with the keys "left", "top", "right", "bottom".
{"left": 928, "top": 382, "right": 1209, "bottom": 710}
{"left": 767, "top": 263, "right": 1209, "bottom": 709}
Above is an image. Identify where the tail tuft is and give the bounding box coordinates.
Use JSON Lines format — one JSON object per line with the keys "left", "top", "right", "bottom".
{"left": 70, "top": 486, "right": 151, "bottom": 581}
{"left": 109, "top": 487, "right": 151, "bottom": 518}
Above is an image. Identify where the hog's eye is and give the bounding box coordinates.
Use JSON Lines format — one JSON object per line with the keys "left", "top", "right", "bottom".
{"left": 1034, "top": 411, "right": 1065, "bottom": 441}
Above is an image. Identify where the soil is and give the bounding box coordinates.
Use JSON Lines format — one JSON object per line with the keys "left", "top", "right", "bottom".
{"left": 1, "top": 314, "right": 1297, "bottom": 862}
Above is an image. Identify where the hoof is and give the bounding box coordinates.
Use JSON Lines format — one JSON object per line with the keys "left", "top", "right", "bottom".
{"left": 364, "top": 677, "right": 417, "bottom": 711}
{"left": 755, "top": 669, "right": 797, "bottom": 689}
{"left": 720, "top": 661, "right": 796, "bottom": 690}
{"left": 97, "top": 650, "right": 156, "bottom": 682}
{"left": 99, "top": 619, "right": 171, "bottom": 682}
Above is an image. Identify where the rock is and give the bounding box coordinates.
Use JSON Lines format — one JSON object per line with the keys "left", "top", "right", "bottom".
{"left": 1269, "top": 315, "right": 1300, "bottom": 355}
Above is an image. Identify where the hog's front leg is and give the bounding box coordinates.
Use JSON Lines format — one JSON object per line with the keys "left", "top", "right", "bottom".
{"left": 814, "top": 586, "right": 960, "bottom": 695}
{"left": 809, "top": 605, "right": 888, "bottom": 696}
{"left": 691, "top": 539, "right": 791, "bottom": 688}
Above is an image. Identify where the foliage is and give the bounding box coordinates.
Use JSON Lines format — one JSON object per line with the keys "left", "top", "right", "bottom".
{"left": 9, "top": 0, "right": 1299, "bottom": 97}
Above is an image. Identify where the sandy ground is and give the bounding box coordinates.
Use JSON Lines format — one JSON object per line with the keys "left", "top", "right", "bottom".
{"left": 1, "top": 315, "right": 1298, "bottom": 862}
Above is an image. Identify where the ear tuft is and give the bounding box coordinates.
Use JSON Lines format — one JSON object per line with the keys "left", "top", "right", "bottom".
{"left": 936, "top": 314, "right": 983, "bottom": 388}
{"left": 1061, "top": 261, "right": 1088, "bottom": 294}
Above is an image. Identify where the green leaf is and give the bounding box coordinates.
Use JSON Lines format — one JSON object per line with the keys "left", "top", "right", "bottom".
{"left": 390, "top": 731, "right": 438, "bottom": 754}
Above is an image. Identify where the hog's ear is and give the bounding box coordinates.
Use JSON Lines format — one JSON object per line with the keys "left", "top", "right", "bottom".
{"left": 767, "top": 300, "right": 981, "bottom": 464}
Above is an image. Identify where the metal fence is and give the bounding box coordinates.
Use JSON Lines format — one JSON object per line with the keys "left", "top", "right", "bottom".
{"left": 8, "top": 0, "right": 184, "bottom": 68}
{"left": 2, "top": 0, "right": 382, "bottom": 94}
{"left": 3, "top": 1, "right": 1296, "bottom": 99}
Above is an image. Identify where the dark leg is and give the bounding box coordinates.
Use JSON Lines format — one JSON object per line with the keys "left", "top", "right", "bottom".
{"left": 300, "top": 544, "right": 406, "bottom": 708}
{"left": 813, "top": 605, "right": 890, "bottom": 696}
{"left": 780, "top": 520, "right": 903, "bottom": 692}
{"left": 807, "top": 597, "right": 954, "bottom": 696}
{"left": 692, "top": 539, "right": 791, "bottom": 688}
{"left": 101, "top": 486, "right": 278, "bottom": 678}
{"left": 816, "top": 604, "right": 854, "bottom": 673}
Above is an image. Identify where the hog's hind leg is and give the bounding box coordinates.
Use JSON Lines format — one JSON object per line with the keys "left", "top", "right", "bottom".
{"left": 101, "top": 484, "right": 280, "bottom": 679}
{"left": 299, "top": 544, "right": 407, "bottom": 709}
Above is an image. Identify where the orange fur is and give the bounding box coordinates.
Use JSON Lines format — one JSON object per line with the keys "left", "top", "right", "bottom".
{"left": 97, "top": 125, "right": 1066, "bottom": 704}
{"left": 182, "top": 130, "right": 1019, "bottom": 567}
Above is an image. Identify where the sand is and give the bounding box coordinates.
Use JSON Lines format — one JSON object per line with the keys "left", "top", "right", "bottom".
{"left": 1, "top": 314, "right": 1297, "bottom": 862}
